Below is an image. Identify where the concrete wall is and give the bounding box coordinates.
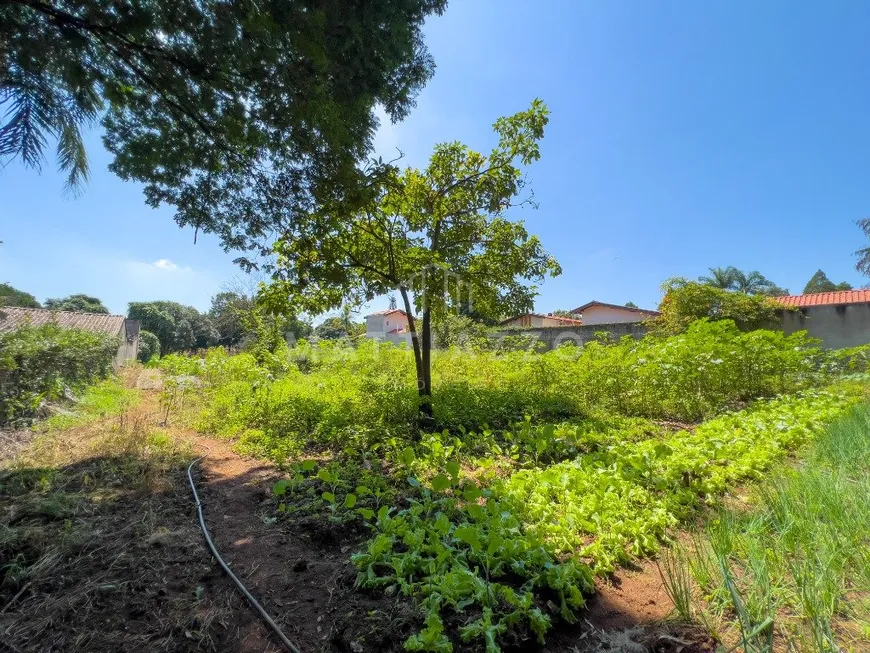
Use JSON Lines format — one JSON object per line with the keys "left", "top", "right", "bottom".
{"left": 113, "top": 320, "right": 140, "bottom": 369}
{"left": 781, "top": 304, "right": 870, "bottom": 349}
{"left": 491, "top": 321, "right": 649, "bottom": 351}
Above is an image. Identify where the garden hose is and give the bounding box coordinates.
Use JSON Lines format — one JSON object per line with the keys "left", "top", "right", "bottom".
{"left": 187, "top": 451, "right": 302, "bottom": 653}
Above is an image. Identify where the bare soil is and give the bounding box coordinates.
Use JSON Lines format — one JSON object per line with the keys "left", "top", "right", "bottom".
{"left": 0, "top": 372, "right": 717, "bottom": 653}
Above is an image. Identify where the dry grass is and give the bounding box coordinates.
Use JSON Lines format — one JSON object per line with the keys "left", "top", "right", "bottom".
{"left": 0, "top": 374, "right": 241, "bottom": 652}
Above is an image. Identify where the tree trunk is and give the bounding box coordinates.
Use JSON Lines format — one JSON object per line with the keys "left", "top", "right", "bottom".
{"left": 419, "top": 308, "right": 434, "bottom": 428}
{"left": 398, "top": 288, "right": 433, "bottom": 431}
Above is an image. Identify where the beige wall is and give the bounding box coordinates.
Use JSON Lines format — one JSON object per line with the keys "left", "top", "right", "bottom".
{"left": 579, "top": 305, "right": 652, "bottom": 325}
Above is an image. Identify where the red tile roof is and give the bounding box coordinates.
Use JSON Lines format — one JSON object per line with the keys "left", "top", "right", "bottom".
{"left": 774, "top": 290, "right": 870, "bottom": 308}
{"left": 0, "top": 306, "right": 126, "bottom": 335}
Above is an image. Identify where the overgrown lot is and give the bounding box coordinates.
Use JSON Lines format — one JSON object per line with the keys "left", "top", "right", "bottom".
{"left": 150, "top": 320, "right": 870, "bottom": 652}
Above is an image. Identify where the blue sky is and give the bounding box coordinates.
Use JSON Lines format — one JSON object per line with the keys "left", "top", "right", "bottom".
{"left": 2, "top": 0, "right": 869, "bottom": 318}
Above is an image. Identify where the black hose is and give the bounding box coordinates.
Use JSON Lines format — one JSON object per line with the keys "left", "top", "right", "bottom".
{"left": 187, "top": 452, "right": 302, "bottom": 653}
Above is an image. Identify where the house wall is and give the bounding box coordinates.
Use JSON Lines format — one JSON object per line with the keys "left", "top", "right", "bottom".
{"left": 502, "top": 315, "right": 580, "bottom": 328}
{"left": 781, "top": 304, "right": 870, "bottom": 349}
{"left": 491, "top": 321, "right": 649, "bottom": 351}
{"left": 366, "top": 313, "right": 410, "bottom": 341}
{"left": 579, "top": 305, "right": 654, "bottom": 325}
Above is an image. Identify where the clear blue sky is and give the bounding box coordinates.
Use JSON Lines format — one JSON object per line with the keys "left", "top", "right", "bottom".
{"left": 2, "top": 0, "right": 869, "bottom": 317}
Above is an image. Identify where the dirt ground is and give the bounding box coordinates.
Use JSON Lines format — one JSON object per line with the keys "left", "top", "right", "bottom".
{"left": 0, "top": 371, "right": 716, "bottom": 653}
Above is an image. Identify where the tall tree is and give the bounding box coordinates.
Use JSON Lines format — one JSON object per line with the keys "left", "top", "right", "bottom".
{"left": 731, "top": 269, "right": 775, "bottom": 295}
{"left": 856, "top": 218, "right": 870, "bottom": 277}
{"left": 261, "top": 100, "right": 561, "bottom": 425}
{"left": 128, "top": 301, "right": 217, "bottom": 353}
{"left": 208, "top": 291, "right": 253, "bottom": 346}
{"left": 803, "top": 269, "right": 852, "bottom": 294}
{"left": 699, "top": 266, "right": 779, "bottom": 295}
{"left": 699, "top": 266, "right": 738, "bottom": 289}
{"left": 0, "top": 283, "right": 40, "bottom": 308}
{"left": 44, "top": 294, "right": 109, "bottom": 313}
{"left": 2, "top": 1, "right": 446, "bottom": 263}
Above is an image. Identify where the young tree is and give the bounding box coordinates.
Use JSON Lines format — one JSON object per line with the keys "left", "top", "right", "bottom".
{"left": 262, "top": 100, "right": 561, "bottom": 425}
{"left": 44, "top": 294, "right": 109, "bottom": 313}
{"left": 0, "top": 283, "right": 40, "bottom": 308}
{"left": 624, "top": 301, "right": 638, "bottom": 308}
{"left": 803, "top": 269, "right": 852, "bottom": 294}
{"left": 2, "top": 0, "right": 445, "bottom": 259}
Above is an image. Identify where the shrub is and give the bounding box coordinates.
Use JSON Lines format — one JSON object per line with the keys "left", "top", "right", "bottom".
{"left": 653, "top": 279, "right": 790, "bottom": 335}
{"left": 137, "top": 329, "right": 161, "bottom": 362}
{"left": 167, "top": 320, "right": 830, "bottom": 457}
{"left": 0, "top": 324, "right": 119, "bottom": 424}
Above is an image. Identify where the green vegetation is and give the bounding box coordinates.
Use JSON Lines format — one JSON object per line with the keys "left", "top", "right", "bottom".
{"left": 37, "top": 378, "right": 138, "bottom": 431}
{"left": 655, "top": 279, "right": 789, "bottom": 335}
{"left": 697, "top": 266, "right": 787, "bottom": 296}
{"left": 2, "top": 0, "right": 445, "bottom": 216}
{"left": 803, "top": 268, "right": 853, "bottom": 294}
{"left": 44, "top": 294, "right": 109, "bottom": 313}
{"left": 665, "top": 404, "right": 870, "bottom": 652}
{"left": 137, "top": 329, "right": 160, "bottom": 363}
{"left": 0, "top": 323, "right": 119, "bottom": 425}
{"left": 261, "top": 100, "right": 561, "bottom": 423}
{"left": 0, "top": 282, "right": 40, "bottom": 308}
{"left": 161, "top": 320, "right": 824, "bottom": 459}
{"left": 156, "top": 319, "right": 868, "bottom": 651}
{"left": 128, "top": 300, "right": 218, "bottom": 354}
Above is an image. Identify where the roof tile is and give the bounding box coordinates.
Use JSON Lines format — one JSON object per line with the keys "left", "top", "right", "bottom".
{"left": 774, "top": 290, "right": 870, "bottom": 308}
{"left": 0, "top": 307, "right": 126, "bottom": 335}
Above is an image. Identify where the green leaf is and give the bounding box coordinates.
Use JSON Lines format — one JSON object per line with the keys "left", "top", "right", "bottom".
{"left": 466, "top": 504, "right": 485, "bottom": 521}
{"left": 301, "top": 460, "right": 317, "bottom": 472}
{"left": 431, "top": 473, "right": 450, "bottom": 492}
{"left": 463, "top": 487, "right": 483, "bottom": 502}
{"left": 357, "top": 508, "right": 375, "bottom": 520}
{"left": 454, "top": 526, "right": 482, "bottom": 551}
{"left": 322, "top": 491, "right": 335, "bottom": 503}
{"left": 344, "top": 493, "right": 358, "bottom": 509}
{"left": 401, "top": 446, "right": 416, "bottom": 467}
{"left": 377, "top": 505, "right": 391, "bottom": 522}
{"left": 445, "top": 460, "right": 460, "bottom": 480}
{"left": 272, "top": 479, "right": 289, "bottom": 496}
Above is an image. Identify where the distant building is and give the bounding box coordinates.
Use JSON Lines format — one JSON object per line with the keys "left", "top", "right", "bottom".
{"left": 775, "top": 290, "right": 870, "bottom": 348}
{"left": 0, "top": 307, "right": 140, "bottom": 368}
{"left": 365, "top": 309, "right": 414, "bottom": 346}
{"left": 568, "top": 301, "right": 660, "bottom": 326}
{"left": 499, "top": 313, "right": 584, "bottom": 328}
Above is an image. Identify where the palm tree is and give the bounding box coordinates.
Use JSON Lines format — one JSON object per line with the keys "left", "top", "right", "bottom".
{"left": 731, "top": 270, "right": 775, "bottom": 295}
{"left": 699, "top": 266, "right": 738, "bottom": 289}
{"left": 855, "top": 218, "right": 870, "bottom": 277}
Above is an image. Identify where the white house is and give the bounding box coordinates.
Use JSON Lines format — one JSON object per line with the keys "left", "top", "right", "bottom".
{"left": 365, "top": 309, "right": 414, "bottom": 346}
{"left": 569, "top": 301, "right": 660, "bottom": 325}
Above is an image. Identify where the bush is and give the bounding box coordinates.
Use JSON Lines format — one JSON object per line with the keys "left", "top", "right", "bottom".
{"left": 0, "top": 324, "right": 119, "bottom": 424}
{"left": 164, "top": 319, "right": 830, "bottom": 456}
{"left": 138, "top": 329, "right": 161, "bottom": 362}
{"left": 653, "top": 279, "right": 790, "bottom": 335}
